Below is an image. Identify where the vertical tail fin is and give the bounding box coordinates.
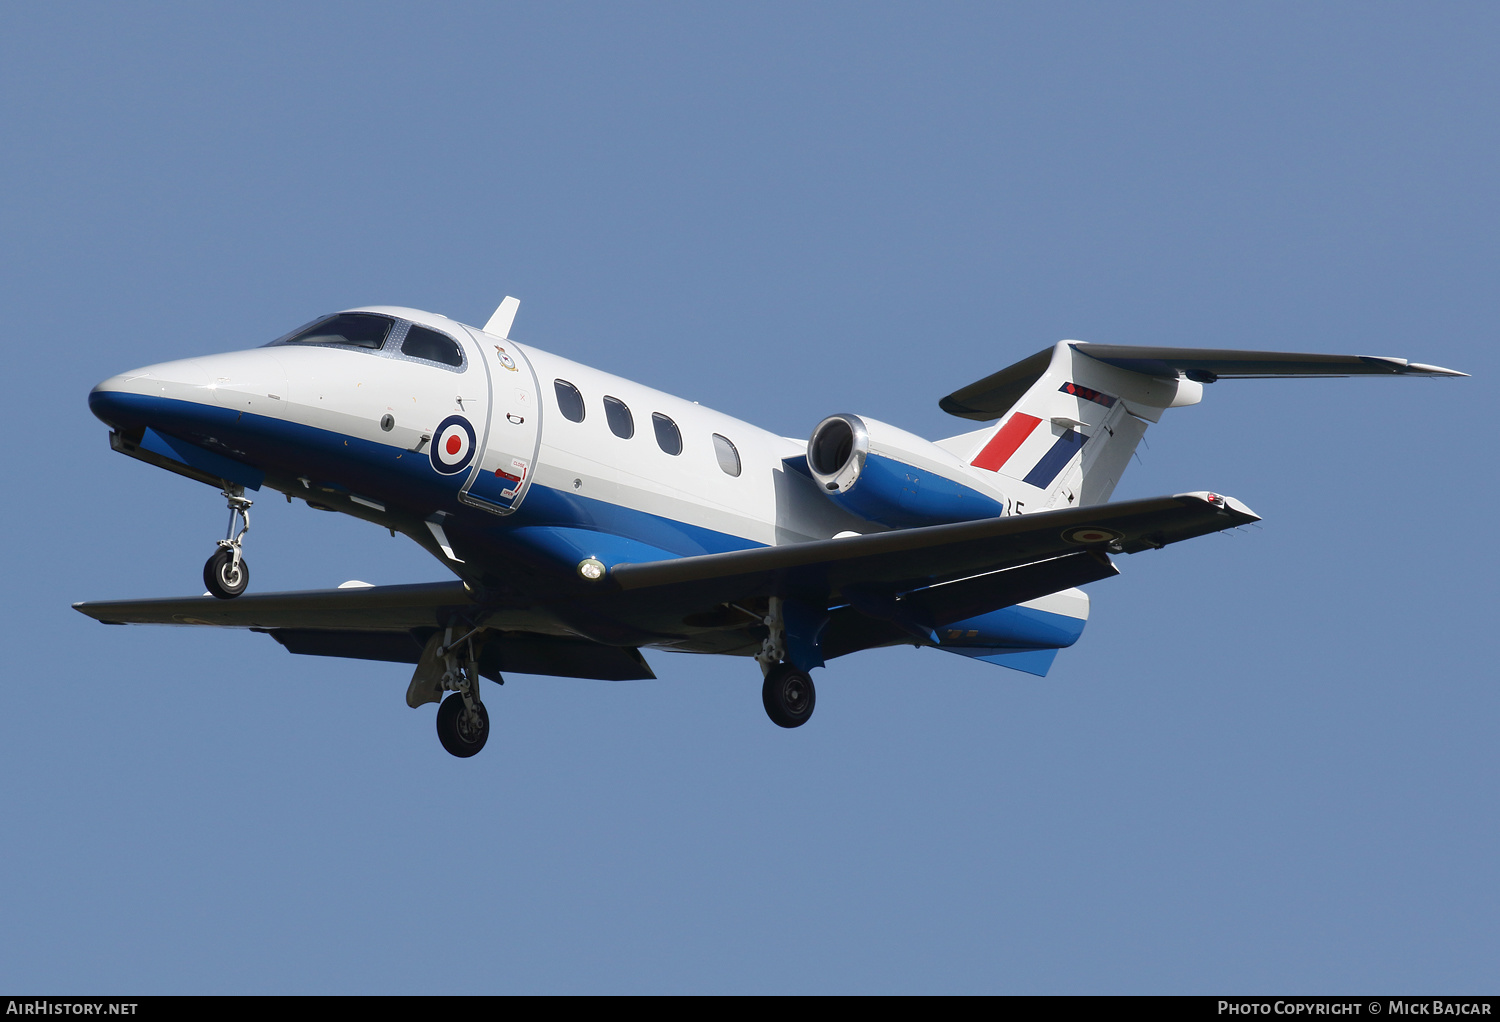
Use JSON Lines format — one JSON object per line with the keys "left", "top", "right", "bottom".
{"left": 941, "top": 341, "right": 1193, "bottom": 511}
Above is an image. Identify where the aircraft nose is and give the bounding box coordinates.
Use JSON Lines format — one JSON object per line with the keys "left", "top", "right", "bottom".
{"left": 88, "top": 376, "right": 136, "bottom": 429}
{"left": 88, "top": 359, "right": 213, "bottom": 430}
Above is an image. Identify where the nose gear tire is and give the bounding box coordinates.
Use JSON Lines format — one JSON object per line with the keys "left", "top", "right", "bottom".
{"left": 762, "top": 664, "right": 816, "bottom": 728}
{"left": 203, "top": 549, "right": 249, "bottom": 600}
{"left": 436, "top": 694, "right": 490, "bottom": 757}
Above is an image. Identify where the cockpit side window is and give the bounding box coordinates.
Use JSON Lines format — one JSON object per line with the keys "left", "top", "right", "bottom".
{"left": 401, "top": 326, "right": 465, "bottom": 368}
{"left": 275, "top": 313, "right": 393, "bottom": 350}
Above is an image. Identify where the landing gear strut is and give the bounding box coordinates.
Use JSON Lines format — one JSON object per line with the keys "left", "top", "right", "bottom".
{"left": 430, "top": 625, "right": 491, "bottom": 758}
{"left": 203, "top": 490, "right": 252, "bottom": 600}
{"left": 756, "top": 596, "right": 817, "bottom": 728}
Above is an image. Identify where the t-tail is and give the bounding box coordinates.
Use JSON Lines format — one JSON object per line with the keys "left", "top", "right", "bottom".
{"left": 937, "top": 342, "right": 1467, "bottom": 512}
{"left": 798, "top": 340, "right": 1463, "bottom": 677}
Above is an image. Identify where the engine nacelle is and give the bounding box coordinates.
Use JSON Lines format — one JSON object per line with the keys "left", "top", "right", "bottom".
{"left": 806, "top": 413, "right": 1007, "bottom": 528}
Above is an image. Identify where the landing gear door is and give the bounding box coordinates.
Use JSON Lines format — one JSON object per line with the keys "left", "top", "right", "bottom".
{"left": 457, "top": 326, "right": 541, "bottom": 515}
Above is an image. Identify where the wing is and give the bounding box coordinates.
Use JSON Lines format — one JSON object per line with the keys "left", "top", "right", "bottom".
{"left": 567, "top": 491, "right": 1257, "bottom": 664}
{"left": 73, "top": 580, "right": 479, "bottom": 629}
{"left": 74, "top": 493, "right": 1255, "bottom": 674}
{"left": 606, "top": 491, "right": 1259, "bottom": 608}
{"left": 72, "top": 581, "right": 656, "bottom": 681}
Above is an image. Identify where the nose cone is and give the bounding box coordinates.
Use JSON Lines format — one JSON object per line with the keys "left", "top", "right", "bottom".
{"left": 88, "top": 351, "right": 290, "bottom": 431}
{"left": 88, "top": 377, "right": 135, "bottom": 429}
{"left": 88, "top": 358, "right": 213, "bottom": 430}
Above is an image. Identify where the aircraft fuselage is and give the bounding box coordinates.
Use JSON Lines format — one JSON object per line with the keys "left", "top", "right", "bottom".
{"left": 89, "top": 305, "right": 1070, "bottom": 657}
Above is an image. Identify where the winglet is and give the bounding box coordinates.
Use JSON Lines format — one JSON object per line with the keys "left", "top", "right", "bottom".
{"left": 1402, "top": 362, "right": 1469, "bottom": 377}
{"left": 483, "top": 296, "right": 520, "bottom": 339}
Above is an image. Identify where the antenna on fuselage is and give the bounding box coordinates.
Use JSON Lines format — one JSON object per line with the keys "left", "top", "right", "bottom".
{"left": 483, "top": 296, "right": 520, "bottom": 339}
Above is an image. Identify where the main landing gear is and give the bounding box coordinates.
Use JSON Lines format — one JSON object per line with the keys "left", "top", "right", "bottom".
{"left": 416, "top": 625, "right": 492, "bottom": 758}
{"left": 437, "top": 692, "right": 490, "bottom": 758}
{"left": 756, "top": 596, "right": 817, "bottom": 729}
{"left": 203, "top": 490, "right": 252, "bottom": 600}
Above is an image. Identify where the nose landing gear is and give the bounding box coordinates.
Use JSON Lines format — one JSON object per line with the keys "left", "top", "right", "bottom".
{"left": 203, "top": 490, "right": 252, "bottom": 600}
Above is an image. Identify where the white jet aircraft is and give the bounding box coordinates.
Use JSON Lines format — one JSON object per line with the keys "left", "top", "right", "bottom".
{"left": 75, "top": 298, "right": 1466, "bottom": 756}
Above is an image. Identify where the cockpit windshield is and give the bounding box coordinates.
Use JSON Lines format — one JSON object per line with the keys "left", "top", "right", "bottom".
{"left": 271, "top": 313, "right": 394, "bottom": 350}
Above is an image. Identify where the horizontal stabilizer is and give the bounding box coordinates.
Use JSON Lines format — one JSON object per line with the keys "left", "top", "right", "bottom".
{"left": 941, "top": 343, "right": 1467, "bottom": 421}
{"left": 1072, "top": 345, "right": 1468, "bottom": 381}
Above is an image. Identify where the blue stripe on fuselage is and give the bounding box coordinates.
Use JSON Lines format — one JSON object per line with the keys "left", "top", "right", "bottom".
{"left": 93, "top": 392, "right": 764, "bottom": 572}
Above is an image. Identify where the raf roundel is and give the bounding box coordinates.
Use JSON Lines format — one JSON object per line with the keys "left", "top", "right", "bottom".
{"left": 1062, "top": 525, "right": 1125, "bottom": 546}
{"left": 430, "top": 415, "right": 477, "bottom": 475}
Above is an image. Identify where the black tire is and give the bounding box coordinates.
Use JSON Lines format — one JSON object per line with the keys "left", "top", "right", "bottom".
{"left": 436, "top": 694, "right": 490, "bottom": 758}
{"left": 203, "top": 548, "right": 249, "bottom": 600}
{"left": 762, "top": 664, "right": 816, "bottom": 728}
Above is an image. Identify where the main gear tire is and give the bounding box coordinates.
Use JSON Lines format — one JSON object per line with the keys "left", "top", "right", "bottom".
{"left": 436, "top": 694, "right": 490, "bottom": 758}
{"left": 762, "top": 664, "right": 816, "bottom": 728}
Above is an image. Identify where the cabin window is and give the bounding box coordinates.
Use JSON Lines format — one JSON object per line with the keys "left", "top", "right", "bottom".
{"left": 554, "top": 380, "right": 585, "bottom": 423}
{"left": 652, "top": 413, "right": 682, "bottom": 456}
{"left": 276, "top": 313, "right": 392, "bottom": 350}
{"left": 401, "top": 325, "right": 465, "bottom": 368}
{"left": 713, "top": 434, "right": 741, "bottom": 477}
{"left": 604, "top": 396, "right": 634, "bottom": 439}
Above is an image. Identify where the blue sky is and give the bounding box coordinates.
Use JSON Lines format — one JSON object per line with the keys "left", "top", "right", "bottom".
{"left": 1, "top": 3, "right": 1495, "bottom": 993}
